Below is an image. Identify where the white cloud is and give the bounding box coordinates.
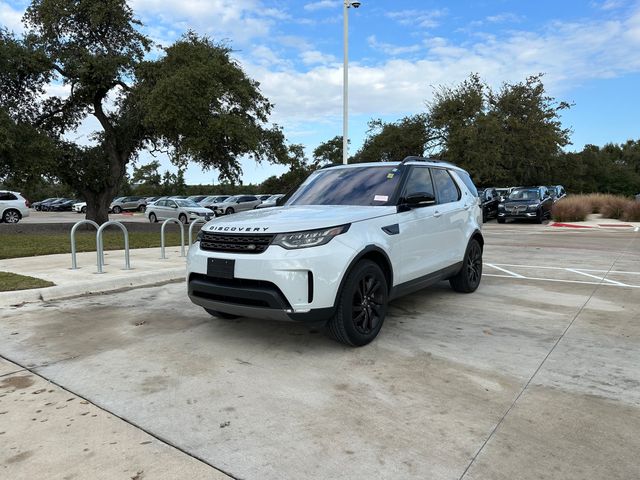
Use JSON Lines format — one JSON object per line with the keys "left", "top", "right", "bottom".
{"left": 386, "top": 9, "right": 447, "bottom": 29}
{"left": 486, "top": 13, "right": 523, "bottom": 24}
{"left": 303, "top": 1, "right": 340, "bottom": 12}
{"left": 367, "top": 35, "right": 423, "bottom": 56}
{"left": 0, "top": 1, "right": 24, "bottom": 32}
{"left": 300, "top": 49, "right": 337, "bottom": 65}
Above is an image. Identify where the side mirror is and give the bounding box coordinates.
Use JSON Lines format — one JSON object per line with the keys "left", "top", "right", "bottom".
{"left": 275, "top": 197, "right": 286, "bottom": 206}
{"left": 404, "top": 192, "right": 436, "bottom": 207}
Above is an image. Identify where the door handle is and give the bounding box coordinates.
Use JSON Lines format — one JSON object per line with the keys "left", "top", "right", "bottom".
{"left": 434, "top": 210, "right": 442, "bottom": 218}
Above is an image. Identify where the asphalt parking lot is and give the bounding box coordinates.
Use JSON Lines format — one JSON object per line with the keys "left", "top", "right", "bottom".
{"left": 1, "top": 222, "right": 639, "bottom": 479}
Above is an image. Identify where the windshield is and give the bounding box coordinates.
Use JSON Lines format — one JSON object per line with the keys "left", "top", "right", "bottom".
{"left": 286, "top": 166, "right": 402, "bottom": 206}
{"left": 175, "top": 199, "right": 200, "bottom": 207}
{"left": 508, "top": 189, "right": 540, "bottom": 201}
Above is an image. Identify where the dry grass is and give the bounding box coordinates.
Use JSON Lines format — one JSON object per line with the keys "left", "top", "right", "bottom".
{"left": 551, "top": 197, "right": 591, "bottom": 222}
{"left": 599, "top": 196, "right": 631, "bottom": 219}
{"left": 583, "top": 193, "right": 619, "bottom": 214}
{"left": 622, "top": 201, "right": 640, "bottom": 222}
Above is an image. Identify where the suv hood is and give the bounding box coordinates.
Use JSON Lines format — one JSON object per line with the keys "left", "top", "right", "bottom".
{"left": 203, "top": 205, "right": 397, "bottom": 234}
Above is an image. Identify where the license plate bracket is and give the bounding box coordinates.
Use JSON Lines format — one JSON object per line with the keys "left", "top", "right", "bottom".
{"left": 207, "top": 258, "right": 235, "bottom": 279}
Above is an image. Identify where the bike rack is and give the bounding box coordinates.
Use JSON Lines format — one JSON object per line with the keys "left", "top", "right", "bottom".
{"left": 161, "top": 218, "right": 185, "bottom": 259}
{"left": 96, "top": 221, "right": 131, "bottom": 273}
{"left": 188, "top": 218, "right": 207, "bottom": 250}
{"left": 70, "top": 220, "right": 99, "bottom": 269}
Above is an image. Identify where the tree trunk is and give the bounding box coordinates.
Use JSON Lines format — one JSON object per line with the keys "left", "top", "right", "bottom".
{"left": 84, "top": 189, "right": 114, "bottom": 225}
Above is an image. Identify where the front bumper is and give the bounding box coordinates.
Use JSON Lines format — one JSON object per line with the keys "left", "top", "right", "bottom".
{"left": 498, "top": 211, "right": 538, "bottom": 219}
{"left": 186, "top": 237, "right": 357, "bottom": 322}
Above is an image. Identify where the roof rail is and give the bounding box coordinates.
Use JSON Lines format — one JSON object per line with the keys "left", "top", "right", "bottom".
{"left": 319, "top": 163, "right": 342, "bottom": 169}
{"left": 400, "top": 156, "right": 456, "bottom": 167}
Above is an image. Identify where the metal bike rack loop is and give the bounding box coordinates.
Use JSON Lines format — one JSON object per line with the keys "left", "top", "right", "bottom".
{"left": 70, "top": 220, "right": 99, "bottom": 269}
{"left": 188, "top": 218, "right": 207, "bottom": 250}
{"left": 161, "top": 218, "right": 185, "bottom": 259}
{"left": 96, "top": 221, "right": 131, "bottom": 273}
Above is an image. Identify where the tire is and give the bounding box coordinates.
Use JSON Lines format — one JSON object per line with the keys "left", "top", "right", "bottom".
{"left": 149, "top": 212, "right": 157, "bottom": 223}
{"left": 535, "top": 209, "right": 543, "bottom": 224}
{"left": 327, "top": 260, "right": 388, "bottom": 347}
{"left": 205, "top": 309, "right": 240, "bottom": 319}
{"left": 179, "top": 213, "right": 188, "bottom": 224}
{"left": 112, "top": 206, "right": 122, "bottom": 214}
{"left": 138, "top": 205, "right": 146, "bottom": 213}
{"left": 449, "top": 238, "right": 483, "bottom": 293}
{"left": 226, "top": 207, "right": 235, "bottom": 215}
{"left": 3, "top": 209, "right": 21, "bottom": 224}
{"left": 497, "top": 218, "right": 505, "bottom": 224}
{"left": 81, "top": 206, "right": 87, "bottom": 214}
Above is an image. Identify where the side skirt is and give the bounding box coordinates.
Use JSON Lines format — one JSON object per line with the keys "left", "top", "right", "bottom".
{"left": 389, "top": 262, "right": 463, "bottom": 301}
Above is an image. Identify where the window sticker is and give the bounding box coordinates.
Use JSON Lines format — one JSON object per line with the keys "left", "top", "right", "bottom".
{"left": 374, "top": 195, "right": 389, "bottom": 202}
{"left": 386, "top": 168, "right": 398, "bottom": 179}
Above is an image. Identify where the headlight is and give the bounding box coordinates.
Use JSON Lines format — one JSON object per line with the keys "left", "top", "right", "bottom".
{"left": 273, "top": 224, "right": 350, "bottom": 249}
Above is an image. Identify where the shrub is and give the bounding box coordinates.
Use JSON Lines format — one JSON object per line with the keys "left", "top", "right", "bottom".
{"left": 600, "top": 196, "right": 631, "bottom": 219}
{"left": 552, "top": 197, "right": 591, "bottom": 222}
{"left": 622, "top": 201, "right": 640, "bottom": 222}
{"left": 584, "top": 193, "right": 617, "bottom": 214}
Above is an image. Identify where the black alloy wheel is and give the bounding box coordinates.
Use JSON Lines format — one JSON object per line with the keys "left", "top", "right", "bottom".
{"left": 328, "top": 260, "right": 388, "bottom": 346}
{"left": 450, "top": 238, "right": 483, "bottom": 293}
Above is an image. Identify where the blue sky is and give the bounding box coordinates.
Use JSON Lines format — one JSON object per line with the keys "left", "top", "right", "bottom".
{"left": 2, "top": 0, "right": 640, "bottom": 185}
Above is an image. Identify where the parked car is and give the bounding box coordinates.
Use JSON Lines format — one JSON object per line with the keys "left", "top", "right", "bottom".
{"left": 478, "top": 188, "right": 500, "bottom": 222}
{"left": 187, "top": 157, "right": 483, "bottom": 346}
{"left": 256, "top": 194, "right": 272, "bottom": 202}
{"left": 32, "top": 197, "right": 60, "bottom": 211}
{"left": 200, "top": 195, "right": 230, "bottom": 209}
{"left": 212, "top": 195, "right": 261, "bottom": 215}
{"left": 255, "top": 194, "right": 284, "bottom": 209}
{"left": 49, "top": 199, "right": 79, "bottom": 211}
{"left": 72, "top": 201, "right": 87, "bottom": 213}
{"left": 188, "top": 195, "right": 209, "bottom": 203}
{"left": 0, "top": 191, "right": 30, "bottom": 223}
{"left": 41, "top": 198, "right": 73, "bottom": 211}
{"left": 110, "top": 196, "right": 147, "bottom": 214}
{"left": 546, "top": 185, "right": 566, "bottom": 202}
{"left": 497, "top": 186, "right": 553, "bottom": 223}
{"left": 146, "top": 198, "right": 213, "bottom": 224}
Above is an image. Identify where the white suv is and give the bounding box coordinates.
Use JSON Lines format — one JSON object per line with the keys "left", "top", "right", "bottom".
{"left": 0, "top": 191, "right": 30, "bottom": 223}
{"left": 187, "top": 158, "right": 483, "bottom": 346}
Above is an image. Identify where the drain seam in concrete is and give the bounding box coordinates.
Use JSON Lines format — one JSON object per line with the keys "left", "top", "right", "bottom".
{"left": 0, "top": 352, "right": 241, "bottom": 480}
{"left": 458, "top": 233, "right": 638, "bottom": 480}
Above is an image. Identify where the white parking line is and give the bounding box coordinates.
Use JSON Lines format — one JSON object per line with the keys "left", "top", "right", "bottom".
{"left": 489, "top": 263, "right": 640, "bottom": 276}
{"left": 483, "top": 274, "right": 640, "bottom": 288}
{"left": 565, "top": 268, "right": 628, "bottom": 286}
{"left": 484, "top": 263, "right": 525, "bottom": 278}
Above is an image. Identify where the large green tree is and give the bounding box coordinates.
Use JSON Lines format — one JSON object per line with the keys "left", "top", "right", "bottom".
{"left": 0, "top": 0, "right": 286, "bottom": 223}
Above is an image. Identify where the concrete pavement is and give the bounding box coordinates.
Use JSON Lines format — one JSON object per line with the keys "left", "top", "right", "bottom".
{"left": 0, "top": 225, "right": 638, "bottom": 479}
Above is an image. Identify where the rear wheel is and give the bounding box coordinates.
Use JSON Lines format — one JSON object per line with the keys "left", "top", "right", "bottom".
{"left": 138, "top": 205, "right": 146, "bottom": 212}
{"left": 179, "top": 213, "right": 188, "bottom": 224}
{"left": 226, "top": 207, "right": 235, "bottom": 215}
{"left": 3, "top": 209, "right": 20, "bottom": 224}
{"left": 205, "top": 309, "right": 240, "bottom": 319}
{"left": 81, "top": 206, "right": 87, "bottom": 214}
{"left": 327, "top": 260, "right": 388, "bottom": 347}
{"left": 497, "top": 218, "right": 505, "bottom": 224}
{"left": 149, "top": 212, "right": 157, "bottom": 223}
{"left": 449, "top": 238, "right": 482, "bottom": 293}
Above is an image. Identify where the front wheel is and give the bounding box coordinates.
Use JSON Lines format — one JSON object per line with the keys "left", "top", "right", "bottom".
{"left": 327, "top": 260, "right": 388, "bottom": 347}
{"left": 112, "top": 206, "right": 122, "bottom": 214}
{"left": 149, "top": 212, "right": 157, "bottom": 223}
{"left": 449, "top": 239, "right": 482, "bottom": 293}
{"left": 81, "top": 206, "right": 87, "bottom": 214}
{"left": 179, "top": 213, "right": 188, "bottom": 224}
{"left": 497, "top": 218, "right": 505, "bottom": 224}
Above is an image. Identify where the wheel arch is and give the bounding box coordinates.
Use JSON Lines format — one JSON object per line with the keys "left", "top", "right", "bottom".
{"left": 2, "top": 208, "right": 22, "bottom": 220}
{"left": 336, "top": 245, "right": 394, "bottom": 301}
{"left": 470, "top": 229, "right": 484, "bottom": 251}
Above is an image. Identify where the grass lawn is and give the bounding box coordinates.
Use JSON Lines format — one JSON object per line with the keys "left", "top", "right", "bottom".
{"left": 0, "top": 271, "right": 55, "bottom": 291}
{"left": 0, "top": 231, "right": 185, "bottom": 260}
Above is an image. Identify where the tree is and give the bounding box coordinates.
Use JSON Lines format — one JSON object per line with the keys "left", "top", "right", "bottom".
{"left": 351, "top": 115, "right": 431, "bottom": 163}
{"left": 426, "top": 73, "right": 571, "bottom": 186}
{"left": 132, "top": 160, "right": 162, "bottom": 187}
{"left": 312, "top": 136, "right": 344, "bottom": 167}
{"left": 0, "top": 0, "right": 286, "bottom": 223}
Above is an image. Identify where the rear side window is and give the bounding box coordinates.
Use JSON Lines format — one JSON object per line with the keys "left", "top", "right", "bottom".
{"left": 0, "top": 192, "right": 18, "bottom": 201}
{"left": 432, "top": 169, "right": 461, "bottom": 204}
{"left": 455, "top": 170, "right": 478, "bottom": 197}
{"left": 404, "top": 167, "right": 435, "bottom": 198}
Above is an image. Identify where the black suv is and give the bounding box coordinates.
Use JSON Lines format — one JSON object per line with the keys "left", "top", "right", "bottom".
{"left": 497, "top": 186, "right": 553, "bottom": 224}
{"left": 478, "top": 188, "right": 500, "bottom": 222}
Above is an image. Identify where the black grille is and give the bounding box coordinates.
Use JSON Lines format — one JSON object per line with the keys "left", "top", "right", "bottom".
{"left": 200, "top": 231, "right": 274, "bottom": 254}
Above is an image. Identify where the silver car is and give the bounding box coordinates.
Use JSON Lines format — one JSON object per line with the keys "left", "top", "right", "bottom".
{"left": 110, "top": 196, "right": 147, "bottom": 213}
{"left": 146, "top": 198, "right": 213, "bottom": 224}
{"left": 212, "top": 195, "right": 261, "bottom": 215}
{"left": 255, "top": 194, "right": 284, "bottom": 209}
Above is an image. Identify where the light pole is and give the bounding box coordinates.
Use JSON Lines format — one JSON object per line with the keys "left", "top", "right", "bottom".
{"left": 343, "top": 1, "right": 361, "bottom": 164}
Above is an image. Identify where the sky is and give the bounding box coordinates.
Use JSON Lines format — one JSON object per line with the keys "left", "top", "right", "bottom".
{"left": 2, "top": 0, "right": 640, "bottom": 185}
